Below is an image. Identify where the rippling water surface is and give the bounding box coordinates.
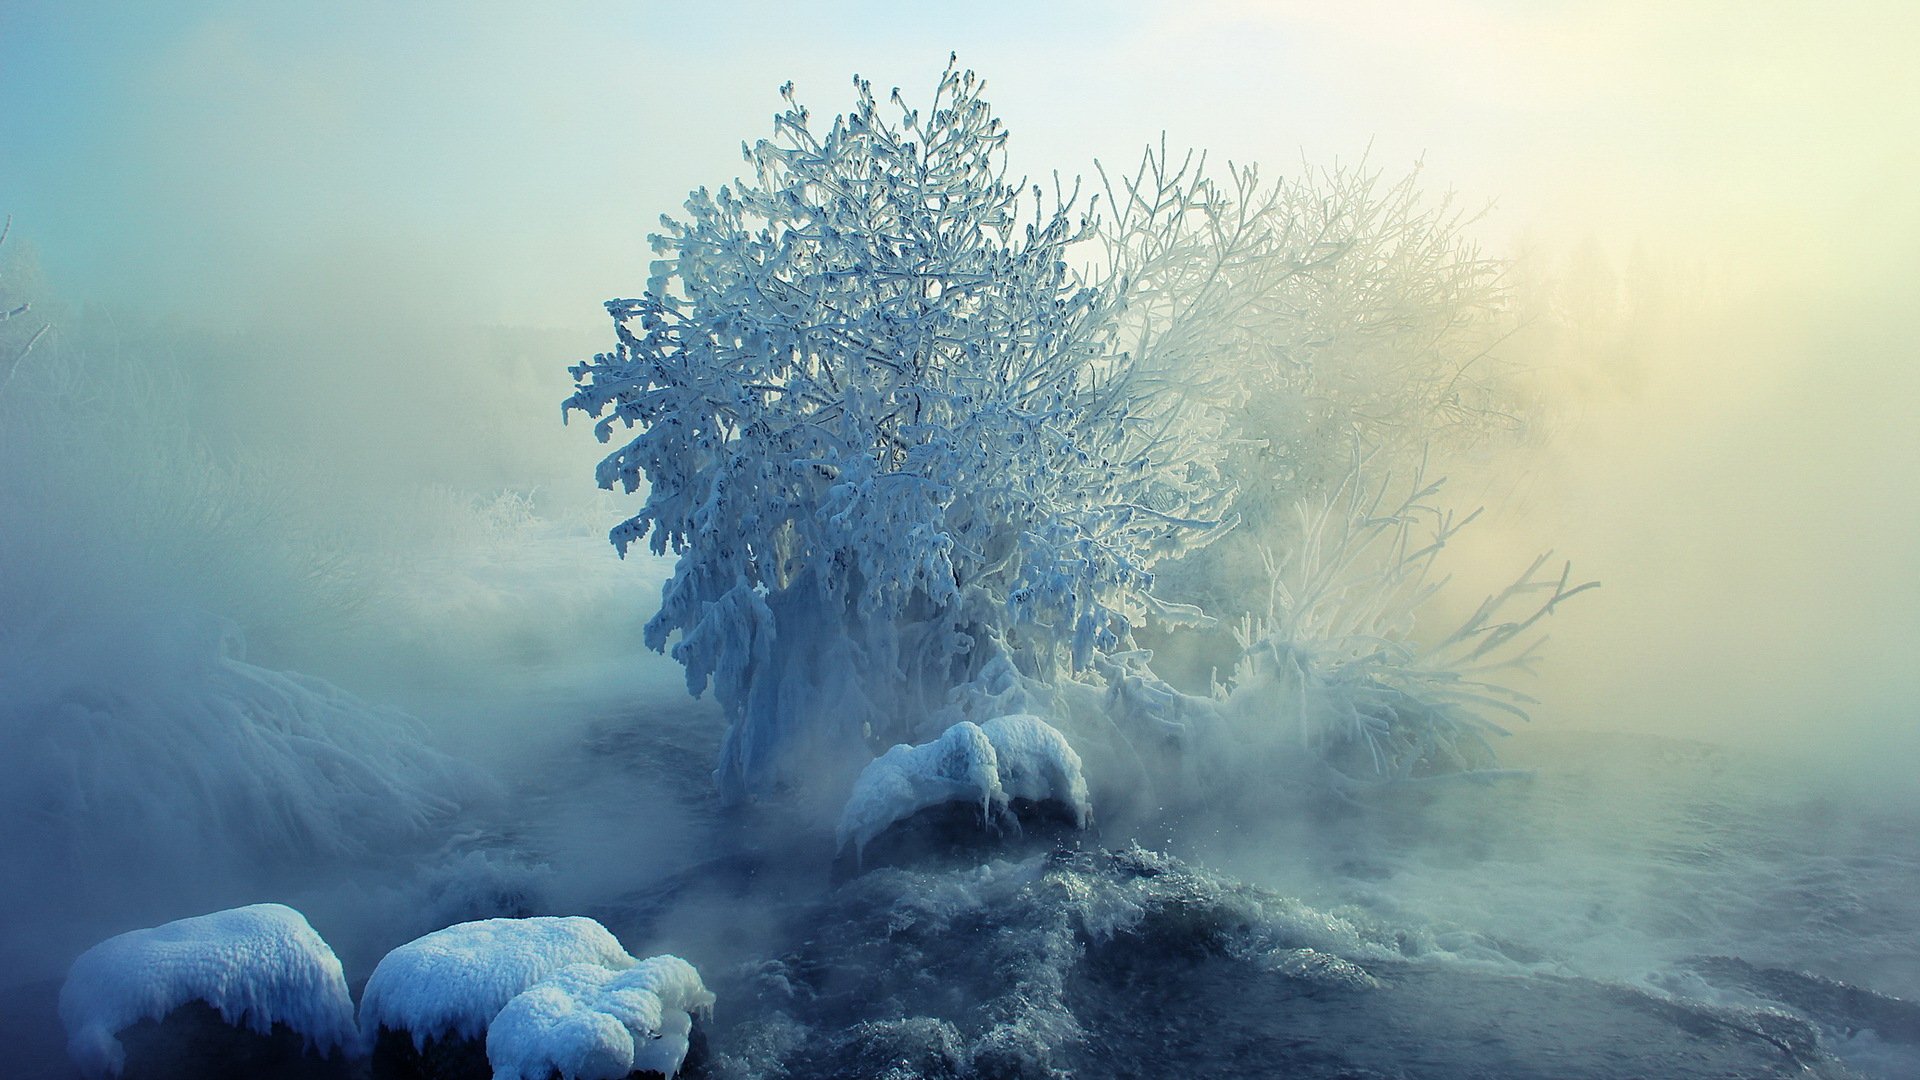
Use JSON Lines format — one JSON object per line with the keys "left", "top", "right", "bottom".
{"left": 526, "top": 716, "right": 1920, "bottom": 1079}
{"left": 11, "top": 703, "right": 1916, "bottom": 1079}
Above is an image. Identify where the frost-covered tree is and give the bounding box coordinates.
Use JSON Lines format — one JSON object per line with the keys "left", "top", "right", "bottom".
{"left": 567, "top": 65, "right": 1232, "bottom": 800}
{"left": 1092, "top": 151, "right": 1519, "bottom": 621}
{"left": 1098, "top": 152, "right": 1513, "bottom": 492}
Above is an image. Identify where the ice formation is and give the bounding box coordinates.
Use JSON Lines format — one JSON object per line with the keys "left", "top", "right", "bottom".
{"left": 486, "top": 955, "right": 715, "bottom": 1080}
{"left": 836, "top": 715, "right": 1091, "bottom": 856}
{"left": 727, "top": 847, "right": 1398, "bottom": 1078}
{"left": 58, "top": 903, "right": 357, "bottom": 1079}
{"left": 357, "top": 916, "right": 636, "bottom": 1051}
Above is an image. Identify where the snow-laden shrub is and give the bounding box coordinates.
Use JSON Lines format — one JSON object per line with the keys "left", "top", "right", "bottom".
{"left": 1216, "top": 461, "right": 1595, "bottom": 788}
{"left": 487, "top": 956, "right": 715, "bottom": 1080}
{"left": 923, "top": 465, "right": 1594, "bottom": 812}
{"left": 60, "top": 904, "right": 357, "bottom": 1079}
{"left": 0, "top": 562, "right": 484, "bottom": 981}
{"left": 1, "top": 603, "right": 474, "bottom": 864}
{"left": 567, "top": 63, "right": 1230, "bottom": 800}
{"left": 0, "top": 242, "right": 509, "bottom": 982}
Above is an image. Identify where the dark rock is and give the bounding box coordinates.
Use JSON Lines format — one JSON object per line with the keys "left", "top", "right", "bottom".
{"left": 370, "top": 1025, "right": 488, "bottom": 1080}
{"left": 724, "top": 846, "right": 1861, "bottom": 1079}
{"left": 369, "top": 1018, "right": 710, "bottom": 1080}
{"left": 832, "top": 797, "right": 1090, "bottom": 881}
{"left": 112, "top": 999, "right": 351, "bottom": 1080}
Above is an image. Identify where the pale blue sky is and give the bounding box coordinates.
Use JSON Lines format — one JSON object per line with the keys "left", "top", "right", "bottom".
{"left": 8, "top": 0, "right": 1906, "bottom": 328}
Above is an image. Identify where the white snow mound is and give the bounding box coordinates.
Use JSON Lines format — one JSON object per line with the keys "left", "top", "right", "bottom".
{"left": 358, "top": 916, "right": 635, "bottom": 1051}
{"left": 979, "top": 714, "right": 1091, "bottom": 827}
{"left": 486, "top": 955, "right": 716, "bottom": 1080}
{"left": 836, "top": 714, "right": 1091, "bottom": 856}
{"left": 59, "top": 903, "right": 356, "bottom": 1079}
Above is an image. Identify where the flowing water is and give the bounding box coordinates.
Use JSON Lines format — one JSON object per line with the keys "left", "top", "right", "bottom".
{"left": 8, "top": 642, "right": 1917, "bottom": 1079}
{"left": 376, "top": 708, "right": 1920, "bottom": 1078}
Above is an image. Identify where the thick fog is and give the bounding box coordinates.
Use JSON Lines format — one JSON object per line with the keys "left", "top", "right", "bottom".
{"left": 3, "top": 2, "right": 1917, "bottom": 1074}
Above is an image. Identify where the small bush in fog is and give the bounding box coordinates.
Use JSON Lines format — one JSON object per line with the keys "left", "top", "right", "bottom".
{"left": 1220, "top": 459, "right": 1596, "bottom": 787}
{"left": 0, "top": 222, "right": 487, "bottom": 977}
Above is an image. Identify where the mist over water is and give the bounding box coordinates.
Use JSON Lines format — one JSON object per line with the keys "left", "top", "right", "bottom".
{"left": 3, "top": 2, "right": 1917, "bottom": 1078}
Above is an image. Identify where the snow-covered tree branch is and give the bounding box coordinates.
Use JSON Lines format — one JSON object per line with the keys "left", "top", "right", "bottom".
{"left": 1218, "top": 457, "right": 1597, "bottom": 788}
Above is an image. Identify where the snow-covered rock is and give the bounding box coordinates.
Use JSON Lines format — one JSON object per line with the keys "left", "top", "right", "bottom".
{"left": 979, "top": 715, "right": 1091, "bottom": 828}
{"left": 59, "top": 903, "right": 356, "bottom": 1079}
{"left": 486, "top": 956, "right": 716, "bottom": 1080}
{"left": 836, "top": 721, "right": 1002, "bottom": 857}
{"left": 358, "top": 917, "right": 635, "bottom": 1053}
{"left": 836, "top": 715, "right": 1091, "bottom": 857}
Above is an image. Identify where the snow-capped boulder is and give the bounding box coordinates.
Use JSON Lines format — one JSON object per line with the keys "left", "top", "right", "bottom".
{"left": 836, "top": 721, "right": 1002, "bottom": 857}
{"left": 59, "top": 903, "right": 357, "bottom": 1079}
{"left": 978, "top": 715, "right": 1091, "bottom": 827}
{"left": 486, "top": 956, "right": 716, "bottom": 1080}
{"left": 836, "top": 715, "right": 1091, "bottom": 858}
{"left": 359, "top": 917, "right": 636, "bottom": 1056}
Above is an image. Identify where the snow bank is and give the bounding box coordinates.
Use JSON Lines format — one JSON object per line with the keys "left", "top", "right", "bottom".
{"left": 486, "top": 955, "right": 715, "bottom": 1080}
{"left": 358, "top": 916, "right": 635, "bottom": 1051}
{"left": 836, "top": 715, "right": 1091, "bottom": 856}
{"left": 59, "top": 903, "right": 356, "bottom": 1079}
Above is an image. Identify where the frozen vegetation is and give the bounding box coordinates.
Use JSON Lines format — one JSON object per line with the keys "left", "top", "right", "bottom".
{"left": 1206, "top": 462, "right": 1597, "bottom": 790}
{"left": 567, "top": 61, "right": 1589, "bottom": 817}
{"left": 58, "top": 904, "right": 356, "bottom": 1079}
{"left": 565, "top": 64, "right": 1233, "bottom": 802}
